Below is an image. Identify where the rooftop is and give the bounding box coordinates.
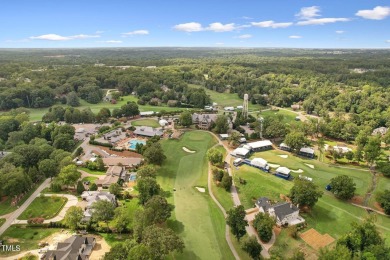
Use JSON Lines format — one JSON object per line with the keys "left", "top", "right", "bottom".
{"left": 133, "top": 126, "right": 163, "bottom": 137}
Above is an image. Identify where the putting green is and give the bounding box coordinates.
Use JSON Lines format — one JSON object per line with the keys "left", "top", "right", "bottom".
{"left": 158, "top": 131, "right": 234, "bottom": 260}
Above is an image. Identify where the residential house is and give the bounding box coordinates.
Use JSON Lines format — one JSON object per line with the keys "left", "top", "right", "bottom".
{"left": 247, "top": 140, "right": 273, "bottom": 152}
{"left": 42, "top": 236, "right": 96, "bottom": 260}
{"left": 299, "top": 147, "right": 315, "bottom": 158}
{"left": 133, "top": 126, "right": 164, "bottom": 137}
{"left": 192, "top": 113, "right": 217, "bottom": 130}
{"left": 255, "top": 197, "right": 305, "bottom": 226}
{"left": 102, "top": 157, "right": 142, "bottom": 169}
{"left": 81, "top": 191, "right": 117, "bottom": 222}
{"left": 95, "top": 166, "right": 126, "bottom": 188}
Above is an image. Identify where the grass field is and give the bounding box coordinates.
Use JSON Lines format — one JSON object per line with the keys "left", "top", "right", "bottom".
{"left": 158, "top": 131, "right": 234, "bottom": 260}
{"left": 0, "top": 226, "right": 60, "bottom": 256}
{"left": 131, "top": 119, "right": 160, "bottom": 128}
{"left": 78, "top": 167, "right": 106, "bottom": 175}
{"left": 259, "top": 109, "right": 300, "bottom": 125}
{"left": 189, "top": 84, "right": 259, "bottom": 111}
{"left": 81, "top": 176, "right": 99, "bottom": 184}
{"left": 19, "top": 196, "right": 67, "bottom": 220}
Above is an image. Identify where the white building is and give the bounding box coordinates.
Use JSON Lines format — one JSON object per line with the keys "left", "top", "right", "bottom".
{"left": 231, "top": 147, "right": 251, "bottom": 158}
{"left": 251, "top": 158, "right": 268, "bottom": 169}
{"left": 248, "top": 140, "right": 273, "bottom": 152}
{"left": 224, "top": 106, "right": 235, "bottom": 111}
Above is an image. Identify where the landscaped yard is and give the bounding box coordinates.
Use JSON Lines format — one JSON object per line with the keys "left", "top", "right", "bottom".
{"left": 0, "top": 226, "right": 60, "bottom": 257}
{"left": 19, "top": 196, "right": 67, "bottom": 220}
{"left": 81, "top": 176, "right": 99, "bottom": 184}
{"left": 131, "top": 119, "right": 160, "bottom": 128}
{"left": 158, "top": 131, "right": 235, "bottom": 260}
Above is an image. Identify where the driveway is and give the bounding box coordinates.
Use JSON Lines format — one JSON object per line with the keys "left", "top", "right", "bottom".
{"left": 13, "top": 194, "right": 78, "bottom": 224}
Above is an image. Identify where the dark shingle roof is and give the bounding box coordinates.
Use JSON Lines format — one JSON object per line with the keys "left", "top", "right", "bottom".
{"left": 42, "top": 236, "right": 95, "bottom": 260}
{"left": 273, "top": 203, "right": 299, "bottom": 221}
{"left": 255, "top": 197, "right": 272, "bottom": 211}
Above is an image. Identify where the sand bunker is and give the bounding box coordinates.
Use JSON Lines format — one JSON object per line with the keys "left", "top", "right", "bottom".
{"left": 182, "top": 147, "right": 196, "bottom": 153}
{"left": 305, "top": 163, "right": 315, "bottom": 169}
{"left": 195, "top": 187, "right": 205, "bottom": 193}
{"left": 268, "top": 163, "right": 280, "bottom": 168}
{"left": 278, "top": 155, "right": 288, "bottom": 158}
{"left": 291, "top": 169, "right": 304, "bottom": 173}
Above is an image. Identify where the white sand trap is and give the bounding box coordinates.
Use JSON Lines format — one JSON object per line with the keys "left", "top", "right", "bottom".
{"left": 196, "top": 187, "right": 205, "bottom": 193}
{"left": 304, "top": 163, "right": 315, "bottom": 169}
{"left": 278, "top": 155, "right": 288, "bottom": 158}
{"left": 291, "top": 169, "right": 304, "bottom": 173}
{"left": 268, "top": 163, "right": 280, "bottom": 168}
{"left": 182, "top": 147, "right": 195, "bottom": 153}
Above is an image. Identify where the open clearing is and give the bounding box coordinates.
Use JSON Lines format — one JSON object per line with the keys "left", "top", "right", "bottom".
{"left": 18, "top": 196, "right": 67, "bottom": 220}
{"left": 158, "top": 131, "right": 234, "bottom": 260}
{"left": 131, "top": 119, "right": 160, "bottom": 128}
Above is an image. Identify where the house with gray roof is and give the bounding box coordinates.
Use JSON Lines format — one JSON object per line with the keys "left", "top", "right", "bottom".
{"left": 255, "top": 197, "right": 305, "bottom": 226}
{"left": 81, "top": 191, "right": 117, "bottom": 222}
{"left": 133, "top": 126, "right": 163, "bottom": 137}
{"left": 42, "top": 236, "right": 96, "bottom": 260}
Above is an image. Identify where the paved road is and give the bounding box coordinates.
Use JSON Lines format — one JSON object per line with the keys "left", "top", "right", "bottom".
{"left": 0, "top": 178, "right": 51, "bottom": 237}
{"left": 13, "top": 194, "right": 78, "bottom": 224}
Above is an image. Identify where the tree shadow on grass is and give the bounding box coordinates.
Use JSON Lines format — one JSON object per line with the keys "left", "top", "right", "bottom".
{"left": 166, "top": 219, "right": 185, "bottom": 234}
{"left": 161, "top": 190, "right": 172, "bottom": 198}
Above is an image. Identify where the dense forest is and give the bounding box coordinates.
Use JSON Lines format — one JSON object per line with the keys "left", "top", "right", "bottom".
{"left": 0, "top": 48, "right": 389, "bottom": 141}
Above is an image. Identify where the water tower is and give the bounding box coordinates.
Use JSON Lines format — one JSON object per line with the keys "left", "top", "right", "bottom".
{"left": 243, "top": 93, "right": 249, "bottom": 119}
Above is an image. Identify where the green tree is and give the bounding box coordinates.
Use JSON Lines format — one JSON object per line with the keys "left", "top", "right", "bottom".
{"left": 214, "top": 115, "right": 229, "bottom": 134}
{"left": 228, "top": 131, "right": 241, "bottom": 147}
{"left": 63, "top": 206, "right": 84, "bottom": 230}
{"left": 143, "top": 142, "right": 166, "bottom": 165}
{"left": 109, "top": 183, "right": 122, "bottom": 197}
{"left": 226, "top": 205, "right": 248, "bottom": 241}
{"left": 57, "top": 165, "right": 81, "bottom": 189}
{"left": 144, "top": 195, "right": 174, "bottom": 224}
{"left": 128, "top": 244, "right": 153, "bottom": 260}
{"left": 179, "top": 111, "right": 193, "bottom": 127}
{"left": 376, "top": 190, "right": 390, "bottom": 215}
{"left": 121, "top": 102, "right": 140, "bottom": 117}
{"left": 137, "top": 177, "right": 161, "bottom": 205}
{"left": 113, "top": 207, "right": 131, "bottom": 234}
{"left": 207, "top": 147, "right": 223, "bottom": 166}
{"left": 364, "top": 136, "right": 382, "bottom": 166}
{"left": 289, "top": 179, "right": 323, "bottom": 209}
{"left": 38, "top": 159, "right": 58, "bottom": 178}
{"left": 142, "top": 225, "right": 185, "bottom": 259}
{"left": 66, "top": 92, "right": 80, "bottom": 107}
{"left": 318, "top": 245, "right": 352, "bottom": 260}
{"left": 96, "top": 108, "right": 111, "bottom": 123}
{"left": 253, "top": 213, "right": 275, "bottom": 242}
{"left": 241, "top": 235, "right": 262, "bottom": 260}
{"left": 90, "top": 182, "right": 98, "bottom": 191}
{"left": 284, "top": 131, "right": 308, "bottom": 152}
{"left": 91, "top": 200, "right": 116, "bottom": 227}
{"left": 137, "top": 165, "right": 157, "bottom": 179}
{"left": 330, "top": 175, "right": 356, "bottom": 200}
{"left": 221, "top": 171, "right": 233, "bottom": 191}
{"left": 76, "top": 181, "right": 85, "bottom": 195}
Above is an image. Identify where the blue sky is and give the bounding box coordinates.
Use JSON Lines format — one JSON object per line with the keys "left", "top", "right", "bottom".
{"left": 1, "top": 0, "right": 390, "bottom": 48}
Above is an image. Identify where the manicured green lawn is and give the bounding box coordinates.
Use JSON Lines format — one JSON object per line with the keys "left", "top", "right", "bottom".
{"left": 259, "top": 109, "right": 299, "bottom": 125}
{"left": 99, "top": 232, "right": 132, "bottom": 246}
{"left": 81, "top": 176, "right": 99, "bottom": 184}
{"left": 158, "top": 131, "right": 234, "bottom": 260}
{"left": 188, "top": 84, "right": 259, "bottom": 111}
{"left": 78, "top": 167, "right": 106, "bottom": 175}
{"left": 369, "top": 175, "right": 390, "bottom": 208}
{"left": 0, "top": 226, "right": 60, "bottom": 256}
{"left": 19, "top": 196, "right": 67, "bottom": 220}
{"left": 131, "top": 119, "right": 160, "bottom": 128}
{"left": 110, "top": 198, "right": 142, "bottom": 229}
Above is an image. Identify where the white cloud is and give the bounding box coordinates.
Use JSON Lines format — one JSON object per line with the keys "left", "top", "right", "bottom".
{"left": 335, "top": 30, "right": 345, "bottom": 34}
{"left": 206, "top": 23, "right": 236, "bottom": 32}
{"left": 122, "top": 30, "right": 149, "bottom": 36}
{"left": 297, "top": 18, "right": 350, "bottom": 25}
{"left": 289, "top": 35, "right": 302, "bottom": 39}
{"left": 356, "top": 6, "right": 390, "bottom": 20}
{"left": 296, "top": 6, "right": 321, "bottom": 20}
{"left": 242, "top": 16, "right": 253, "bottom": 20}
{"left": 173, "top": 22, "right": 203, "bottom": 32}
{"left": 101, "top": 40, "right": 123, "bottom": 43}
{"left": 215, "top": 42, "right": 224, "bottom": 45}
{"left": 236, "top": 34, "right": 253, "bottom": 39}
{"left": 251, "top": 20, "right": 293, "bottom": 28}
{"left": 386, "top": 40, "right": 390, "bottom": 43}
{"left": 30, "top": 33, "right": 100, "bottom": 41}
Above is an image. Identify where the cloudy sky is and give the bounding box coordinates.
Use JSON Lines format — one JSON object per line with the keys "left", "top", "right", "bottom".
{"left": 1, "top": 0, "right": 390, "bottom": 48}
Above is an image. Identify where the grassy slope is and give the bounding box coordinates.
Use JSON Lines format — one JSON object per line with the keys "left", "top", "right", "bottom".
{"left": 158, "top": 131, "right": 234, "bottom": 260}
{"left": 19, "top": 197, "right": 67, "bottom": 220}
{"left": 0, "top": 226, "right": 60, "bottom": 256}
{"left": 131, "top": 119, "right": 160, "bottom": 128}
{"left": 259, "top": 109, "right": 299, "bottom": 125}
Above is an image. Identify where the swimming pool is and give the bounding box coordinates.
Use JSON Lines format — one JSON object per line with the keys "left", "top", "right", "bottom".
{"left": 128, "top": 139, "right": 146, "bottom": 150}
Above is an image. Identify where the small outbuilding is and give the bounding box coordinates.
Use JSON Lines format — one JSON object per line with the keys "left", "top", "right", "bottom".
{"left": 299, "top": 147, "right": 315, "bottom": 158}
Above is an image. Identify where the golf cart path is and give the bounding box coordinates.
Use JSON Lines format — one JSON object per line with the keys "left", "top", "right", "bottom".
{"left": 13, "top": 194, "right": 78, "bottom": 224}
